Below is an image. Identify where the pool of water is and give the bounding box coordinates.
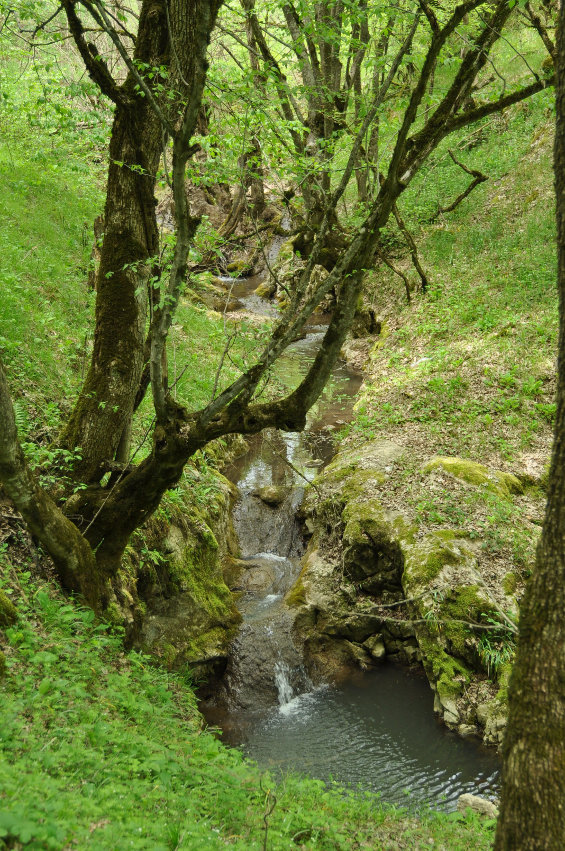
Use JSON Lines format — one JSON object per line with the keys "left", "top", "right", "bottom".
{"left": 225, "top": 664, "right": 500, "bottom": 812}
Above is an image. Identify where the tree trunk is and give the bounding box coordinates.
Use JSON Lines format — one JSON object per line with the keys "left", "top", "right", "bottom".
{"left": 60, "top": 2, "right": 168, "bottom": 483}
{"left": 493, "top": 7, "right": 565, "bottom": 848}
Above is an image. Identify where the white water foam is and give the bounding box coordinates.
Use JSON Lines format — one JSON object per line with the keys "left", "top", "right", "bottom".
{"left": 274, "top": 661, "right": 294, "bottom": 706}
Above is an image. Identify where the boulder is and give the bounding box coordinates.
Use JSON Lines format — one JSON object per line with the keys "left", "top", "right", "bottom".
{"left": 423, "top": 456, "right": 524, "bottom": 498}
{"left": 254, "top": 485, "right": 290, "bottom": 506}
{"left": 457, "top": 794, "right": 499, "bottom": 819}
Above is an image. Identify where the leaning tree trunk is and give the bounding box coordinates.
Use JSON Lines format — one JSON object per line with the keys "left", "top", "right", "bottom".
{"left": 60, "top": 103, "right": 163, "bottom": 482}
{"left": 493, "top": 8, "right": 565, "bottom": 848}
{"left": 59, "top": 1, "right": 169, "bottom": 484}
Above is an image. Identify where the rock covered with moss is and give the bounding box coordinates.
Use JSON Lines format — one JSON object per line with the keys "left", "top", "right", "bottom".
{"left": 134, "top": 466, "right": 241, "bottom": 678}
{"left": 0, "top": 589, "right": 17, "bottom": 628}
{"left": 423, "top": 456, "right": 524, "bottom": 499}
{"left": 290, "top": 441, "right": 520, "bottom": 746}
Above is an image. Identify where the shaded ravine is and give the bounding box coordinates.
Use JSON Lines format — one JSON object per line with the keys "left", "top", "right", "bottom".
{"left": 201, "top": 276, "right": 500, "bottom": 812}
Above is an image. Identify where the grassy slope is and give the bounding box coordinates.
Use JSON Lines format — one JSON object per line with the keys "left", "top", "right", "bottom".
{"left": 0, "top": 559, "right": 494, "bottom": 851}
{"left": 343, "top": 84, "right": 556, "bottom": 638}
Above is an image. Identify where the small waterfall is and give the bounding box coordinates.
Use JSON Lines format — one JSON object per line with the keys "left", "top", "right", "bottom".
{"left": 274, "top": 661, "right": 295, "bottom": 706}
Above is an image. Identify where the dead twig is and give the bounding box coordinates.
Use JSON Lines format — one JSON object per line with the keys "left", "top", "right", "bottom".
{"left": 374, "top": 245, "right": 412, "bottom": 303}
{"left": 437, "top": 149, "right": 488, "bottom": 216}
{"left": 392, "top": 201, "right": 429, "bottom": 293}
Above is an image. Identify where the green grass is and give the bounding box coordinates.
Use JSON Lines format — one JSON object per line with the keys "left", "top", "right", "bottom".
{"left": 0, "top": 134, "right": 100, "bottom": 427}
{"left": 0, "top": 555, "right": 496, "bottom": 851}
{"left": 338, "top": 73, "right": 555, "bottom": 616}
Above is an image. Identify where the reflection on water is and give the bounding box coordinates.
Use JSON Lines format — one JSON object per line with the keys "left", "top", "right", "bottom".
{"left": 224, "top": 664, "right": 500, "bottom": 812}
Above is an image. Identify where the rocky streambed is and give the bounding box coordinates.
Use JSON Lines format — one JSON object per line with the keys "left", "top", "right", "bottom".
{"left": 197, "top": 295, "right": 502, "bottom": 809}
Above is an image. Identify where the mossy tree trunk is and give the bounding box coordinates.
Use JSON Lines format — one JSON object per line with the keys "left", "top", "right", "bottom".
{"left": 59, "top": 0, "right": 170, "bottom": 483}
{"left": 493, "top": 8, "right": 565, "bottom": 848}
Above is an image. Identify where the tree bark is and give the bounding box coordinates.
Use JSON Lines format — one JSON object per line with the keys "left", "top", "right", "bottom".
{"left": 0, "top": 360, "right": 101, "bottom": 609}
{"left": 60, "top": 0, "right": 169, "bottom": 483}
{"left": 493, "top": 5, "right": 565, "bottom": 848}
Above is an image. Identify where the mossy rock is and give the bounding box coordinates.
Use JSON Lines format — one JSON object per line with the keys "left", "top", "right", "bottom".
{"left": 285, "top": 573, "right": 306, "bottom": 607}
{"left": 341, "top": 497, "right": 416, "bottom": 592}
{"left": 226, "top": 259, "right": 249, "bottom": 275}
{"left": 0, "top": 590, "right": 17, "bottom": 628}
{"left": 419, "top": 635, "right": 471, "bottom": 701}
{"left": 403, "top": 530, "right": 475, "bottom": 590}
{"left": 322, "top": 439, "right": 405, "bottom": 483}
{"left": 254, "top": 280, "right": 276, "bottom": 298}
{"left": 423, "top": 456, "right": 524, "bottom": 498}
{"left": 254, "top": 484, "right": 289, "bottom": 506}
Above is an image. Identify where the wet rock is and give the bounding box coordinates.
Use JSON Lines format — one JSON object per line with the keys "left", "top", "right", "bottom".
{"left": 254, "top": 280, "right": 276, "bottom": 298}
{"left": 254, "top": 485, "right": 290, "bottom": 506}
{"left": 236, "top": 559, "right": 278, "bottom": 594}
{"left": 222, "top": 608, "right": 309, "bottom": 711}
{"left": 234, "top": 487, "right": 304, "bottom": 559}
{"left": 458, "top": 723, "right": 478, "bottom": 738}
{"left": 457, "top": 794, "right": 499, "bottom": 818}
{"left": 363, "top": 634, "right": 386, "bottom": 660}
{"left": 342, "top": 640, "right": 374, "bottom": 670}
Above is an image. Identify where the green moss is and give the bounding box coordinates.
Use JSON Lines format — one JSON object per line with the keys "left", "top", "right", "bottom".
{"left": 419, "top": 637, "right": 471, "bottom": 698}
{"left": 226, "top": 260, "right": 248, "bottom": 274}
{"left": 343, "top": 498, "right": 415, "bottom": 546}
{"left": 285, "top": 574, "right": 306, "bottom": 607}
{"left": 0, "top": 590, "right": 17, "bottom": 628}
{"left": 254, "top": 280, "right": 276, "bottom": 298}
{"left": 424, "top": 456, "right": 523, "bottom": 498}
{"left": 403, "top": 531, "right": 474, "bottom": 589}
{"left": 503, "top": 571, "right": 518, "bottom": 595}
{"left": 0, "top": 651, "right": 5, "bottom": 680}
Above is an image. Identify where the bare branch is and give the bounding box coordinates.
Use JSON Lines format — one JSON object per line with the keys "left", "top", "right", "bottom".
{"left": 437, "top": 149, "right": 488, "bottom": 215}
{"left": 374, "top": 244, "right": 412, "bottom": 303}
{"left": 392, "top": 201, "right": 429, "bottom": 293}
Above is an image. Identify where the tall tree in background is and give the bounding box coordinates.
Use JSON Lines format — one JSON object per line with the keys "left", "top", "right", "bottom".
{"left": 494, "top": 5, "right": 565, "bottom": 848}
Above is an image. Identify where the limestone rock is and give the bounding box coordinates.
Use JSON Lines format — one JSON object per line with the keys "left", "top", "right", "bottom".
{"left": 254, "top": 485, "right": 290, "bottom": 506}
{"left": 477, "top": 699, "right": 508, "bottom": 745}
{"left": 342, "top": 497, "right": 415, "bottom": 592}
{"left": 136, "top": 468, "right": 241, "bottom": 674}
{"left": 458, "top": 724, "right": 478, "bottom": 738}
{"left": 457, "top": 794, "right": 499, "bottom": 819}
{"left": 363, "top": 634, "right": 386, "bottom": 660}
{"left": 424, "top": 456, "right": 524, "bottom": 498}
{"left": 254, "top": 280, "right": 276, "bottom": 298}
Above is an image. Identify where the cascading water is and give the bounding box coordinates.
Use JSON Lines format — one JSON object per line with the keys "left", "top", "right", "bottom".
{"left": 200, "top": 245, "right": 500, "bottom": 812}
{"left": 274, "top": 661, "right": 295, "bottom": 707}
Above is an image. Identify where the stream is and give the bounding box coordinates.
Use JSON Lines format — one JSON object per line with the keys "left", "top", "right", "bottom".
{"left": 201, "top": 268, "right": 500, "bottom": 812}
